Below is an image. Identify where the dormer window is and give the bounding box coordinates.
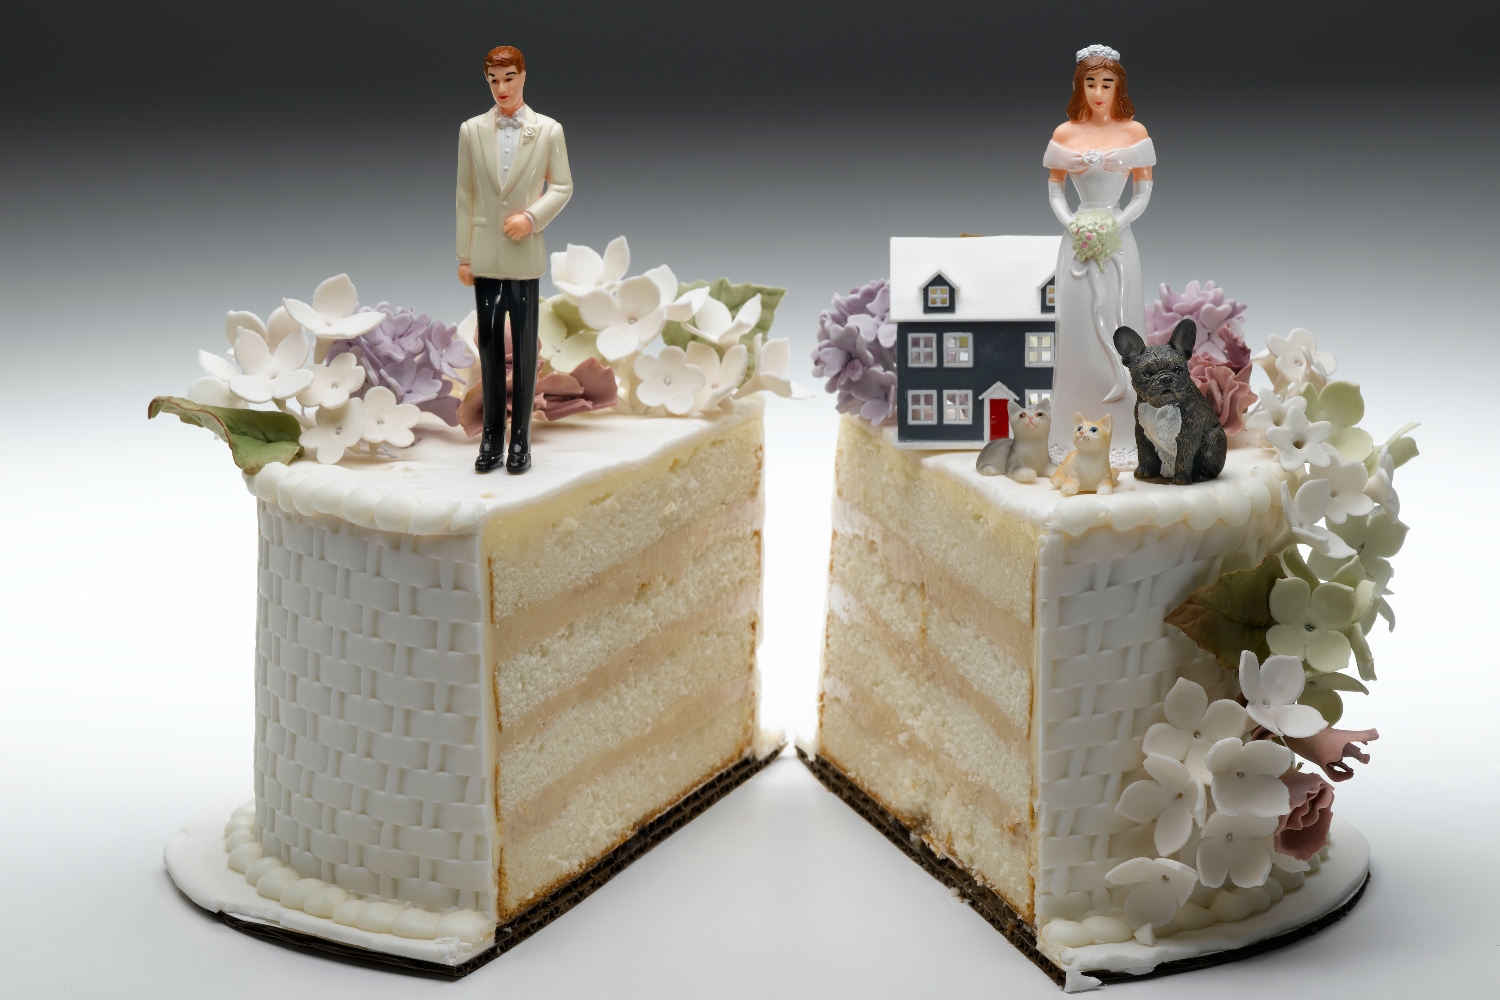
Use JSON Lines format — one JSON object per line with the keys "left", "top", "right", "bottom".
{"left": 1040, "top": 276, "right": 1056, "bottom": 314}
{"left": 922, "top": 272, "right": 957, "bottom": 314}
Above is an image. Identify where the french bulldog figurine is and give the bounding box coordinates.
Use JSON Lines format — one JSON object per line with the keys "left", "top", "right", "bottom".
{"left": 1113, "top": 320, "right": 1227, "bottom": 484}
{"left": 976, "top": 398, "right": 1055, "bottom": 482}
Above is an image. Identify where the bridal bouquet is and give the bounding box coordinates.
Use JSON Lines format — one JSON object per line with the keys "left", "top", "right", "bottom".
{"left": 1068, "top": 209, "right": 1122, "bottom": 270}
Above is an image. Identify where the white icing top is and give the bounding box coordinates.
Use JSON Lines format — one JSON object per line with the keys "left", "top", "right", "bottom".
{"left": 247, "top": 399, "right": 763, "bottom": 535}
{"left": 889, "top": 426, "right": 1291, "bottom": 537}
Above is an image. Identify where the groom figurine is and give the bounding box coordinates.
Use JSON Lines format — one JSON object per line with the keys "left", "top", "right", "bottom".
{"left": 456, "top": 45, "right": 573, "bottom": 473}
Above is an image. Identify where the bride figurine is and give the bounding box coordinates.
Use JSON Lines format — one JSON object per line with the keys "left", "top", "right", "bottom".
{"left": 1044, "top": 44, "right": 1156, "bottom": 463}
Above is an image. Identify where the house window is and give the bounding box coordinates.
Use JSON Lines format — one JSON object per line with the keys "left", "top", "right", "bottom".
{"left": 927, "top": 285, "right": 951, "bottom": 309}
{"left": 944, "top": 332, "right": 973, "bottom": 367}
{"left": 908, "top": 390, "right": 937, "bottom": 425}
{"left": 1040, "top": 277, "right": 1056, "bottom": 313}
{"left": 943, "top": 390, "right": 973, "bottom": 424}
{"left": 908, "top": 333, "right": 937, "bottom": 367}
{"left": 1025, "top": 389, "right": 1052, "bottom": 408}
{"left": 1026, "top": 332, "right": 1054, "bottom": 367}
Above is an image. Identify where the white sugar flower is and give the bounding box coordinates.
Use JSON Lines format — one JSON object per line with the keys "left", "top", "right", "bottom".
{"left": 187, "top": 349, "right": 248, "bottom": 409}
{"left": 226, "top": 328, "right": 314, "bottom": 403}
{"left": 736, "top": 334, "right": 816, "bottom": 399}
{"left": 297, "top": 352, "right": 366, "bottom": 409}
{"left": 633, "top": 346, "right": 706, "bottom": 415}
{"left": 1116, "top": 753, "right": 1206, "bottom": 855}
{"left": 1106, "top": 857, "right": 1199, "bottom": 931}
{"left": 687, "top": 341, "right": 747, "bottom": 413}
{"left": 359, "top": 386, "right": 420, "bottom": 448}
{"left": 579, "top": 276, "right": 666, "bottom": 361}
{"left": 1311, "top": 457, "right": 1374, "bottom": 524}
{"left": 1264, "top": 397, "right": 1335, "bottom": 471}
{"left": 1196, "top": 811, "right": 1279, "bottom": 888}
{"left": 224, "top": 306, "right": 301, "bottom": 351}
{"left": 300, "top": 399, "right": 364, "bottom": 464}
{"left": 1254, "top": 328, "right": 1337, "bottom": 398}
{"left": 683, "top": 294, "right": 762, "bottom": 348}
{"left": 1363, "top": 447, "right": 1399, "bottom": 517}
{"left": 1142, "top": 678, "right": 1249, "bottom": 784}
{"left": 550, "top": 237, "right": 630, "bottom": 301}
{"left": 1243, "top": 392, "right": 1295, "bottom": 439}
{"left": 1279, "top": 480, "right": 1356, "bottom": 559}
{"left": 282, "top": 274, "right": 385, "bottom": 341}
{"left": 1205, "top": 737, "right": 1292, "bottom": 817}
{"left": 1238, "top": 650, "right": 1328, "bottom": 739}
{"left": 643, "top": 265, "right": 713, "bottom": 322}
{"left": 1267, "top": 576, "right": 1358, "bottom": 672}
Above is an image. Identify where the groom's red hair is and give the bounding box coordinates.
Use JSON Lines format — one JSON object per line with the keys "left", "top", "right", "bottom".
{"left": 1067, "top": 56, "right": 1134, "bottom": 122}
{"left": 484, "top": 46, "right": 525, "bottom": 74}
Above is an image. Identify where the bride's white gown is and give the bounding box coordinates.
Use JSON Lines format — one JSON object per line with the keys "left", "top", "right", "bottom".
{"left": 1043, "top": 137, "right": 1156, "bottom": 464}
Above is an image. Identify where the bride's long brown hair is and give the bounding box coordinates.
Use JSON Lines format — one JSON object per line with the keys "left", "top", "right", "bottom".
{"left": 1067, "top": 55, "right": 1135, "bottom": 122}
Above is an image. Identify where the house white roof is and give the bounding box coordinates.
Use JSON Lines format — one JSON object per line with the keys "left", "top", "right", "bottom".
{"left": 889, "top": 235, "right": 1059, "bottom": 322}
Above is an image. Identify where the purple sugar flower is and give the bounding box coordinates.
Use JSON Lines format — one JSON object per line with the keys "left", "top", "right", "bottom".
{"left": 328, "top": 303, "right": 476, "bottom": 426}
{"left": 1145, "top": 280, "right": 1250, "bottom": 369}
{"left": 810, "top": 279, "right": 898, "bottom": 426}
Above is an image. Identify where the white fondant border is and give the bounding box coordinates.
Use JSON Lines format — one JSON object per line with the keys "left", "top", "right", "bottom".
{"left": 164, "top": 795, "right": 493, "bottom": 967}
{"left": 1055, "top": 815, "right": 1369, "bottom": 983}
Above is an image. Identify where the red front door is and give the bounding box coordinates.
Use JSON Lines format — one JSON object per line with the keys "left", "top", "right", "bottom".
{"left": 988, "top": 398, "right": 1010, "bottom": 441}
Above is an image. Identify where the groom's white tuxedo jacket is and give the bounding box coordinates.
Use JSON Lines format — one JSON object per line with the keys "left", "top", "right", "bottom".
{"left": 455, "top": 105, "right": 573, "bottom": 280}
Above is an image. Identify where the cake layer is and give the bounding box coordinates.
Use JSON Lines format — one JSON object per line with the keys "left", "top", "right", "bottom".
{"left": 485, "top": 416, "right": 763, "bottom": 620}
{"left": 493, "top": 509, "right": 761, "bottom": 726}
{"left": 498, "top": 613, "right": 757, "bottom": 823}
{"left": 501, "top": 680, "right": 756, "bottom": 915}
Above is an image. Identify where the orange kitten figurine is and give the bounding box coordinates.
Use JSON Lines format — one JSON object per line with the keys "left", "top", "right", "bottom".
{"left": 1050, "top": 412, "right": 1119, "bottom": 495}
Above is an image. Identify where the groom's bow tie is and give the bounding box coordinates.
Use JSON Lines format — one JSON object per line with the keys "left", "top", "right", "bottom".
{"left": 495, "top": 113, "right": 525, "bottom": 130}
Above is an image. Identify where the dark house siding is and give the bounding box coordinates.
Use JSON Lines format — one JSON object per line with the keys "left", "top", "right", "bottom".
{"left": 896, "top": 321, "right": 1056, "bottom": 446}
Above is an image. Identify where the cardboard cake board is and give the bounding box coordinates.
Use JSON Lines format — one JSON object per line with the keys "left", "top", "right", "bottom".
{"left": 169, "top": 746, "right": 784, "bottom": 978}
{"left": 797, "top": 748, "right": 1369, "bottom": 990}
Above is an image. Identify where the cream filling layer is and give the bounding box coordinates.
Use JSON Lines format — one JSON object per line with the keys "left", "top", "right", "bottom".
{"left": 833, "top": 499, "right": 1034, "bottom": 658}
{"left": 820, "top": 672, "right": 1027, "bottom": 838}
{"left": 489, "top": 497, "right": 762, "bottom": 664}
{"left": 503, "top": 672, "right": 752, "bottom": 844}
{"left": 828, "top": 583, "right": 1027, "bottom": 750}
{"left": 496, "top": 583, "right": 759, "bottom": 755}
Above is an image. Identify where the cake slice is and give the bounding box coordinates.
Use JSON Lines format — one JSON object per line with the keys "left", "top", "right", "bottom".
{"left": 168, "top": 402, "right": 779, "bottom": 970}
{"left": 808, "top": 416, "right": 1369, "bottom": 981}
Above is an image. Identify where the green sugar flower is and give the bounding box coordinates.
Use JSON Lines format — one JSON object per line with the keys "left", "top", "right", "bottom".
{"left": 1300, "top": 380, "right": 1373, "bottom": 463}
{"left": 1307, "top": 510, "right": 1408, "bottom": 592}
{"left": 1267, "top": 577, "right": 1358, "bottom": 672}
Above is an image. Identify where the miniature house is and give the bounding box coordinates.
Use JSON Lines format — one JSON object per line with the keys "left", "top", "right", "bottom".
{"left": 891, "top": 236, "right": 1058, "bottom": 449}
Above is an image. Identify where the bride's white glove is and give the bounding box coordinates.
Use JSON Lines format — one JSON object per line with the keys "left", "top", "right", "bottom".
{"left": 1115, "top": 178, "right": 1153, "bottom": 228}
{"left": 1047, "top": 179, "right": 1073, "bottom": 227}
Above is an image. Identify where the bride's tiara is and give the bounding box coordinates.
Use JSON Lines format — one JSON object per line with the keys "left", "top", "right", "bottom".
{"left": 1076, "top": 44, "right": 1121, "bottom": 63}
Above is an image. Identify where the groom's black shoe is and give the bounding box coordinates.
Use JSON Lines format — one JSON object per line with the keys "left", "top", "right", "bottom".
{"left": 475, "top": 427, "right": 503, "bottom": 473}
{"left": 505, "top": 433, "right": 531, "bottom": 474}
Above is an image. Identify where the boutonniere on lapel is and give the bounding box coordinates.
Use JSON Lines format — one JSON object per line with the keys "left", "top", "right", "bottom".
{"left": 521, "top": 124, "right": 539, "bottom": 142}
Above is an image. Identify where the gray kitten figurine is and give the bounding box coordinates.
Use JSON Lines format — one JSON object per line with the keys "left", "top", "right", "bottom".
{"left": 976, "top": 398, "right": 1055, "bottom": 482}
{"left": 1113, "top": 320, "right": 1227, "bottom": 485}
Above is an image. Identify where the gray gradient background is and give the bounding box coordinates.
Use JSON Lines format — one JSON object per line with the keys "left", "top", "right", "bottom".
{"left": 2, "top": 1, "right": 1497, "bottom": 995}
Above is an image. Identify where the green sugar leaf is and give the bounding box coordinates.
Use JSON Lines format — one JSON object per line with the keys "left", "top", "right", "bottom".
{"left": 148, "top": 395, "right": 303, "bottom": 474}
{"left": 1164, "top": 553, "right": 1283, "bottom": 670}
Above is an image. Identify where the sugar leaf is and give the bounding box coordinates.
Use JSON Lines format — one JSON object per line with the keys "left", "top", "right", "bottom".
{"left": 148, "top": 395, "right": 303, "bottom": 473}
{"left": 1164, "top": 553, "right": 1283, "bottom": 670}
